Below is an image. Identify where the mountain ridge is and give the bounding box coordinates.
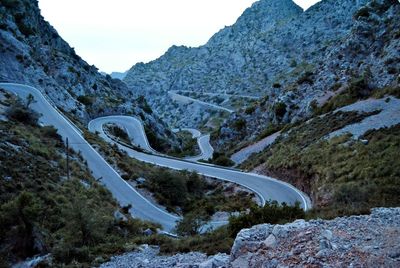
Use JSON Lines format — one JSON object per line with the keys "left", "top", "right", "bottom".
{"left": 123, "top": 0, "right": 385, "bottom": 129}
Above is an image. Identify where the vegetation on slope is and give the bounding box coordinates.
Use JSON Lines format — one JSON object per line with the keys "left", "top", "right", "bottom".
{"left": 0, "top": 98, "right": 158, "bottom": 267}
{"left": 83, "top": 123, "right": 255, "bottom": 219}
{"left": 241, "top": 109, "right": 400, "bottom": 218}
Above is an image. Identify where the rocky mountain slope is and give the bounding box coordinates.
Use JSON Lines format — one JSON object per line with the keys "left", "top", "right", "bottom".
{"left": 0, "top": 0, "right": 181, "bottom": 151}
{"left": 101, "top": 208, "right": 400, "bottom": 267}
{"left": 215, "top": 0, "right": 400, "bottom": 151}
{"left": 123, "top": 0, "right": 399, "bottom": 145}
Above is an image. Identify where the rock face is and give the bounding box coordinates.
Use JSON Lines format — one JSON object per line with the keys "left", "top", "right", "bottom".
{"left": 100, "top": 244, "right": 229, "bottom": 268}
{"left": 229, "top": 208, "right": 400, "bottom": 267}
{"left": 101, "top": 208, "right": 399, "bottom": 267}
{"left": 0, "top": 0, "right": 180, "bottom": 148}
{"left": 123, "top": 0, "right": 399, "bottom": 146}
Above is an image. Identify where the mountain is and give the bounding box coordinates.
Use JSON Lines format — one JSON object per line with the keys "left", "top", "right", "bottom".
{"left": 123, "top": 0, "right": 399, "bottom": 134}
{"left": 0, "top": 0, "right": 181, "bottom": 151}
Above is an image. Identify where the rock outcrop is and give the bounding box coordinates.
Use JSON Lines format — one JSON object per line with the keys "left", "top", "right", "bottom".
{"left": 101, "top": 208, "right": 400, "bottom": 267}
{"left": 229, "top": 207, "right": 400, "bottom": 267}
{"left": 100, "top": 244, "right": 229, "bottom": 268}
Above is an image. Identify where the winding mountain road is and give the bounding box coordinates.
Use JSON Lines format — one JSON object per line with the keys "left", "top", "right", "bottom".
{"left": 1, "top": 83, "right": 311, "bottom": 233}
{"left": 168, "top": 91, "right": 234, "bottom": 113}
{"left": 174, "top": 128, "right": 214, "bottom": 162}
{"left": 93, "top": 117, "right": 213, "bottom": 161}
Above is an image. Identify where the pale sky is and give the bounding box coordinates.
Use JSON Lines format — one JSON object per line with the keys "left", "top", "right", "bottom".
{"left": 38, "top": 0, "right": 320, "bottom": 73}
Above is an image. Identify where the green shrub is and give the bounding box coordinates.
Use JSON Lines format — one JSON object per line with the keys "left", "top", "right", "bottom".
{"left": 17, "top": 21, "right": 35, "bottom": 36}
{"left": 228, "top": 201, "right": 305, "bottom": 237}
{"left": 233, "top": 119, "right": 246, "bottom": 131}
{"left": 354, "top": 7, "right": 370, "bottom": 19}
{"left": 211, "top": 152, "right": 235, "bottom": 167}
{"left": 2, "top": 0, "right": 20, "bottom": 9}
{"left": 387, "top": 66, "right": 397, "bottom": 74}
{"left": 274, "top": 102, "right": 287, "bottom": 118}
{"left": 347, "top": 75, "right": 371, "bottom": 99}
{"left": 137, "top": 95, "right": 153, "bottom": 114}
{"left": 42, "top": 126, "right": 61, "bottom": 140}
{"left": 273, "top": 83, "right": 281, "bottom": 88}
{"left": 176, "top": 211, "right": 209, "bottom": 236}
{"left": 257, "top": 124, "right": 282, "bottom": 140}
{"left": 245, "top": 106, "right": 256, "bottom": 114}
{"left": 77, "top": 95, "right": 93, "bottom": 106}
{"left": 6, "top": 103, "right": 39, "bottom": 125}
{"left": 111, "top": 125, "right": 129, "bottom": 141}
{"left": 15, "top": 54, "right": 24, "bottom": 62}
{"left": 297, "top": 71, "right": 314, "bottom": 85}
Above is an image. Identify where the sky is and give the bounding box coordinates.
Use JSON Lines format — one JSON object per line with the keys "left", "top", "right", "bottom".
{"left": 38, "top": 0, "right": 320, "bottom": 73}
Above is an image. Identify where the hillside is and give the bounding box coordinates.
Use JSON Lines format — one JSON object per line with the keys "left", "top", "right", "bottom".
{"left": 123, "top": 0, "right": 399, "bottom": 143}
{"left": 0, "top": 0, "right": 181, "bottom": 152}
{"left": 215, "top": 0, "right": 400, "bottom": 151}
{"left": 0, "top": 90, "right": 161, "bottom": 266}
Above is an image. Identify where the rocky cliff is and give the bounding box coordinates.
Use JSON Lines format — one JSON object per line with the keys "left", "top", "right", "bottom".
{"left": 0, "top": 0, "right": 181, "bottom": 150}
{"left": 215, "top": 0, "right": 400, "bottom": 151}
{"left": 100, "top": 208, "right": 400, "bottom": 267}
{"left": 123, "top": 0, "right": 399, "bottom": 146}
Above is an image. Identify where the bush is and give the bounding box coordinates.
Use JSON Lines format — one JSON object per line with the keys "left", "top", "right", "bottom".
{"left": 17, "top": 21, "right": 35, "bottom": 36}
{"left": 274, "top": 102, "right": 287, "bottom": 118}
{"left": 273, "top": 83, "right": 282, "bottom": 88}
{"left": 137, "top": 95, "right": 153, "bottom": 114}
{"left": 297, "top": 71, "right": 314, "bottom": 85}
{"left": 111, "top": 125, "right": 129, "bottom": 141}
{"left": 176, "top": 211, "right": 209, "bottom": 236}
{"left": 347, "top": 75, "right": 371, "bottom": 99}
{"left": 258, "top": 124, "right": 282, "bottom": 140}
{"left": 387, "top": 66, "right": 397, "bottom": 74}
{"left": 6, "top": 103, "right": 39, "bottom": 126}
{"left": 2, "top": 0, "right": 20, "bottom": 9}
{"left": 233, "top": 119, "right": 246, "bottom": 131}
{"left": 228, "top": 201, "right": 305, "bottom": 237}
{"left": 15, "top": 54, "right": 24, "bottom": 62}
{"left": 77, "top": 95, "right": 93, "bottom": 106}
{"left": 245, "top": 106, "right": 256, "bottom": 115}
{"left": 354, "top": 7, "right": 370, "bottom": 19}
{"left": 211, "top": 152, "right": 235, "bottom": 167}
{"left": 42, "top": 126, "right": 61, "bottom": 140}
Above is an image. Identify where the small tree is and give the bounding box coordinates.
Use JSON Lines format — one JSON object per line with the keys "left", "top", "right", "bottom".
{"left": 6, "top": 101, "right": 39, "bottom": 126}
{"left": 26, "top": 94, "right": 35, "bottom": 108}
{"left": 176, "top": 211, "right": 209, "bottom": 236}
{"left": 274, "top": 102, "right": 287, "bottom": 118}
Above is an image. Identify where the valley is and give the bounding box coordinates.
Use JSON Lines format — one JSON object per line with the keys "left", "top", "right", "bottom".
{"left": 0, "top": 0, "right": 399, "bottom": 267}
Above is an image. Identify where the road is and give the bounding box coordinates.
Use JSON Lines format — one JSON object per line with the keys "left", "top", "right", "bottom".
{"left": 89, "top": 116, "right": 312, "bottom": 210}
{"left": 173, "top": 128, "right": 214, "bottom": 161}
{"left": 169, "top": 90, "right": 261, "bottom": 100}
{"left": 91, "top": 117, "right": 214, "bottom": 161}
{"left": 1, "top": 83, "right": 312, "bottom": 233}
{"left": 168, "top": 91, "right": 234, "bottom": 113}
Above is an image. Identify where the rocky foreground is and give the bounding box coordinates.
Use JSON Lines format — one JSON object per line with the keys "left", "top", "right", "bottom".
{"left": 101, "top": 208, "right": 400, "bottom": 267}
